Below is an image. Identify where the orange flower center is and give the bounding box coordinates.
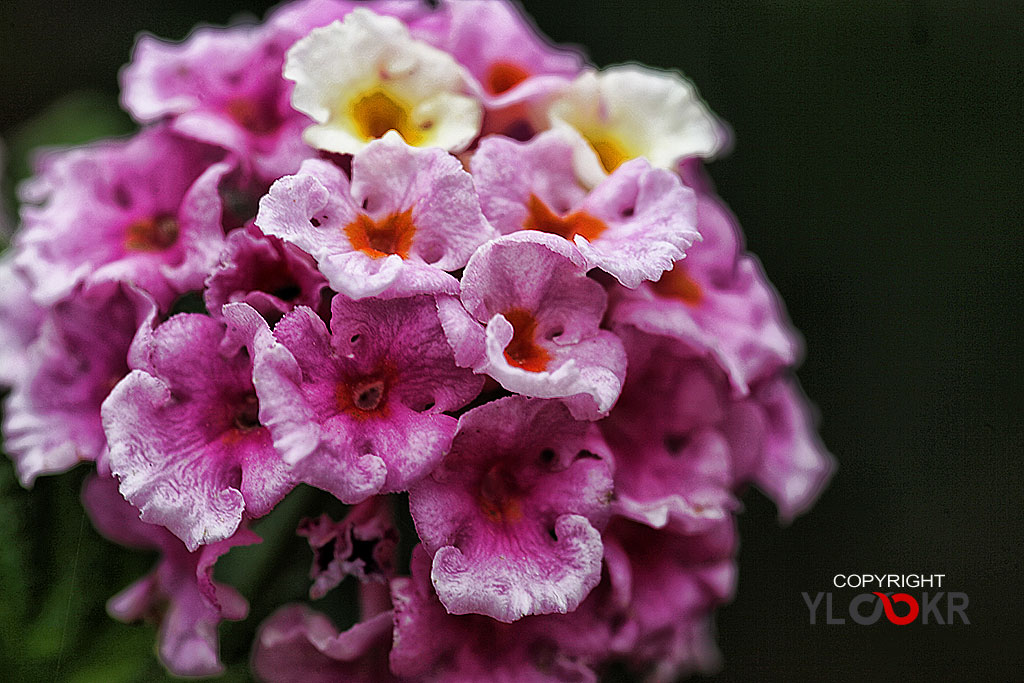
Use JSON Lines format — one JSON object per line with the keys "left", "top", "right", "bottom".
{"left": 344, "top": 208, "right": 416, "bottom": 259}
{"left": 651, "top": 262, "right": 703, "bottom": 306}
{"left": 484, "top": 61, "right": 530, "bottom": 95}
{"left": 523, "top": 194, "right": 607, "bottom": 242}
{"left": 125, "top": 214, "right": 179, "bottom": 251}
{"left": 477, "top": 463, "right": 524, "bottom": 524}
{"left": 502, "top": 308, "right": 550, "bottom": 373}
{"left": 226, "top": 97, "right": 280, "bottom": 134}
{"left": 335, "top": 364, "right": 397, "bottom": 421}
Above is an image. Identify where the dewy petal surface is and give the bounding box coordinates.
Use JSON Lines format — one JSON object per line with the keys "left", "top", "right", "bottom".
{"left": 409, "top": 396, "right": 613, "bottom": 622}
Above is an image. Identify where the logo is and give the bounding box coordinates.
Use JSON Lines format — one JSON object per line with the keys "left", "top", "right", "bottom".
{"left": 803, "top": 574, "right": 969, "bottom": 625}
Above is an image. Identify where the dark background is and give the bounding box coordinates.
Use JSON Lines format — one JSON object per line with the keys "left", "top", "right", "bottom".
{"left": 1, "top": 1, "right": 1021, "bottom": 680}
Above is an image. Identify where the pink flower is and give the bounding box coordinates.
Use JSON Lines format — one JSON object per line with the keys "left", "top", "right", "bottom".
{"left": 0, "top": 254, "right": 45, "bottom": 387}
{"left": 82, "top": 474, "right": 257, "bottom": 677}
{"left": 252, "top": 603, "right": 396, "bottom": 683}
{"left": 103, "top": 313, "right": 293, "bottom": 551}
{"left": 121, "top": 23, "right": 311, "bottom": 181}
{"left": 605, "top": 325, "right": 833, "bottom": 527}
{"left": 256, "top": 132, "right": 494, "bottom": 298}
{"left": 419, "top": 0, "right": 584, "bottom": 109}
{"left": 4, "top": 281, "right": 155, "bottom": 486}
{"left": 298, "top": 498, "right": 398, "bottom": 599}
{"left": 734, "top": 375, "right": 836, "bottom": 521}
{"left": 447, "top": 231, "right": 626, "bottom": 420}
{"left": 204, "top": 224, "right": 328, "bottom": 323}
{"left": 16, "top": 127, "right": 230, "bottom": 307}
{"left": 223, "top": 291, "right": 481, "bottom": 501}
{"left": 471, "top": 130, "right": 700, "bottom": 287}
{"left": 409, "top": 397, "right": 613, "bottom": 622}
{"left": 603, "top": 517, "right": 737, "bottom": 681}
{"left": 609, "top": 188, "right": 799, "bottom": 393}
{"left": 390, "top": 545, "right": 603, "bottom": 682}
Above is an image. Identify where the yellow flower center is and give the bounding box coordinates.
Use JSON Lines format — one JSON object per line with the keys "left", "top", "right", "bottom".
{"left": 346, "top": 89, "right": 425, "bottom": 145}
{"left": 583, "top": 132, "right": 630, "bottom": 173}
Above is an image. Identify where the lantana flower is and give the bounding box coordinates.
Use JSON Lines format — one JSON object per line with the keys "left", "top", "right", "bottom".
{"left": 298, "top": 498, "right": 398, "bottom": 599}
{"left": 446, "top": 231, "right": 627, "bottom": 419}
{"left": 104, "top": 312, "right": 293, "bottom": 551}
{"left": 284, "top": 8, "right": 482, "bottom": 154}
{"left": 546, "top": 65, "right": 729, "bottom": 188}
{"left": 4, "top": 281, "right": 154, "bottom": 486}
{"left": 224, "top": 290, "right": 481, "bottom": 502}
{"left": 0, "top": 1, "right": 833, "bottom": 678}
{"left": 204, "top": 225, "right": 328, "bottom": 324}
{"left": 420, "top": 0, "right": 584, "bottom": 110}
{"left": 15, "top": 127, "right": 230, "bottom": 307}
{"left": 121, "top": 22, "right": 311, "bottom": 181}
{"left": 471, "top": 129, "right": 701, "bottom": 287}
{"left": 256, "top": 131, "right": 494, "bottom": 298}
{"left": 83, "top": 474, "right": 259, "bottom": 677}
{"left": 409, "top": 397, "right": 614, "bottom": 622}
{"left": 609, "top": 185, "right": 799, "bottom": 393}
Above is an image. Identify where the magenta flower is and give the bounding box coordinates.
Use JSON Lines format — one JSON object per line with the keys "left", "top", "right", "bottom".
{"left": 121, "top": 24, "right": 310, "bottom": 182}
{"left": 420, "top": 0, "right": 584, "bottom": 109}
{"left": 256, "top": 132, "right": 495, "bottom": 298}
{"left": 82, "top": 474, "right": 257, "bottom": 677}
{"left": 471, "top": 130, "right": 701, "bottom": 287}
{"left": 204, "top": 224, "right": 328, "bottom": 323}
{"left": 0, "top": 1, "right": 833, "bottom": 677}
{"left": 605, "top": 325, "right": 833, "bottom": 528}
{"left": 16, "top": 127, "right": 230, "bottom": 307}
{"left": 298, "top": 497, "right": 398, "bottom": 599}
{"left": 390, "top": 544, "right": 604, "bottom": 682}
{"left": 252, "top": 603, "right": 396, "bottom": 683}
{"left": 103, "top": 313, "right": 293, "bottom": 551}
{"left": 737, "top": 376, "right": 836, "bottom": 521}
{"left": 224, "top": 291, "right": 481, "bottom": 502}
{"left": 0, "top": 254, "right": 44, "bottom": 387}
{"left": 409, "top": 397, "right": 613, "bottom": 622}
{"left": 448, "top": 231, "right": 626, "bottom": 420}
{"left": 603, "top": 517, "right": 737, "bottom": 680}
{"left": 3, "top": 281, "right": 154, "bottom": 486}
{"left": 609, "top": 189, "right": 799, "bottom": 393}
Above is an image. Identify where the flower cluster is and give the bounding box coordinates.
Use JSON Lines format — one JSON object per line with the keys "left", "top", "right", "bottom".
{"left": 0, "top": 1, "right": 833, "bottom": 680}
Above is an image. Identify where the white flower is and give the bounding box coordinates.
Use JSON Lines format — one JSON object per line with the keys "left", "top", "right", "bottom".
{"left": 284, "top": 9, "right": 482, "bottom": 154}
{"left": 547, "top": 65, "right": 728, "bottom": 187}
